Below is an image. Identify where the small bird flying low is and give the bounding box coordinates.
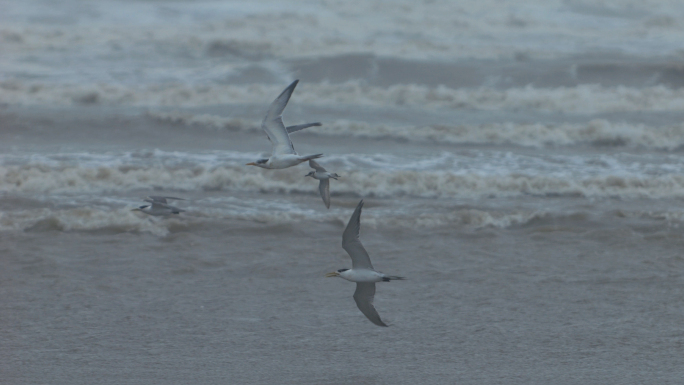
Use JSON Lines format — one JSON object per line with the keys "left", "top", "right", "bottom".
{"left": 246, "top": 80, "right": 323, "bottom": 169}
{"left": 131, "top": 196, "right": 186, "bottom": 216}
{"left": 326, "top": 200, "right": 404, "bottom": 326}
{"left": 305, "top": 159, "right": 340, "bottom": 209}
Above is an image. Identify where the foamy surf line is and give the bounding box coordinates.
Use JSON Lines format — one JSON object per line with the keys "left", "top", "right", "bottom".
{"left": 0, "top": 207, "right": 329, "bottom": 236}
{"left": 5, "top": 202, "right": 683, "bottom": 236}
{"left": 149, "top": 111, "right": 684, "bottom": 150}
{"left": 4, "top": 159, "right": 684, "bottom": 199}
{"left": 4, "top": 81, "right": 684, "bottom": 113}
{"left": 0, "top": 205, "right": 561, "bottom": 235}
{"left": 3, "top": 0, "right": 684, "bottom": 65}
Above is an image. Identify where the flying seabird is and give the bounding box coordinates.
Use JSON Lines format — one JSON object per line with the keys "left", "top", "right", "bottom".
{"left": 131, "top": 196, "right": 185, "bottom": 216}
{"left": 326, "top": 200, "right": 404, "bottom": 326}
{"left": 305, "top": 159, "right": 340, "bottom": 209}
{"left": 246, "top": 80, "right": 323, "bottom": 169}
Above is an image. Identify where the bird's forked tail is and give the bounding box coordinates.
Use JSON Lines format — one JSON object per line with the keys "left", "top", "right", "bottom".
{"left": 299, "top": 153, "right": 324, "bottom": 162}
{"left": 382, "top": 276, "right": 406, "bottom": 282}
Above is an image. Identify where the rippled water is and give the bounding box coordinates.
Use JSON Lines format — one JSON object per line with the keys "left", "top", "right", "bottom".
{"left": 2, "top": 0, "right": 684, "bottom": 383}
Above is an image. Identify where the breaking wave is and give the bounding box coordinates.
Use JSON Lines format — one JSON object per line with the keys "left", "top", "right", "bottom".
{"left": 0, "top": 208, "right": 174, "bottom": 236}
{"left": 3, "top": 0, "right": 683, "bottom": 65}
{"left": 5, "top": 202, "right": 684, "bottom": 235}
{"left": 0, "top": 206, "right": 326, "bottom": 236}
{"left": 4, "top": 156, "right": 684, "bottom": 199}
{"left": 0, "top": 205, "right": 560, "bottom": 235}
{"left": 149, "top": 111, "right": 684, "bottom": 150}
{"left": 4, "top": 81, "right": 684, "bottom": 114}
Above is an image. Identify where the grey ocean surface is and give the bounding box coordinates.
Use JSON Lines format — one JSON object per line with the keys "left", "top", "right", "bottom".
{"left": 2, "top": 0, "right": 684, "bottom": 383}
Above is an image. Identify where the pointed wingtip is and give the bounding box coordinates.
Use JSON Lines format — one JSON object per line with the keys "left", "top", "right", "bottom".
{"left": 352, "top": 200, "right": 364, "bottom": 220}
{"left": 372, "top": 318, "right": 389, "bottom": 327}
{"left": 350, "top": 200, "right": 364, "bottom": 224}
{"left": 279, "top": 79, "right": 299, "bottom": 98}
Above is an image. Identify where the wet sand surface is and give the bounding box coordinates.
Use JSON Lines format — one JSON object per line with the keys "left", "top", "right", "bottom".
{"left": 3, "top": 212, "right": 684, "bottom": 384}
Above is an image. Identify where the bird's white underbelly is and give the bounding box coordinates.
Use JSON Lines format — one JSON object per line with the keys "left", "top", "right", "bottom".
{"left": 143, "top": 209, "right": 170, "bottom": 216}
{"left": 312, "top": 171, "right": 333, "bottom": 180}
{"left": 268, "top": 154, "right": 304, "bottom": 169}
{"left": 339, "top": 269, "right": 384, "bottom": 282}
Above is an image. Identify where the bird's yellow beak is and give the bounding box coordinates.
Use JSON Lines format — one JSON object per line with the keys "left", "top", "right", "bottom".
{"left": 246, "top": 162, "right": 257, "bottom": 166}
{"left": 131, "top": 208, "right": 140, "bottom": 212}
{"left": 325, "top": 271, "right": 340, "bottom": 278}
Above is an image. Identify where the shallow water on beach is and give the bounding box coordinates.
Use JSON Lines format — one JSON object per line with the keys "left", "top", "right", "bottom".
{"left": 2, "top": 0, "right": 684, "bottom": 383}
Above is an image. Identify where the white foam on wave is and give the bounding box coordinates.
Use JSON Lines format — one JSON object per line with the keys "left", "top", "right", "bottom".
{"left": 148, "top": 111, "right": 257, "bottom": 133}
{"left": 0, "top": 208, "right": 174, "bottom": 236}
{"left": 3, "top": 0, "right": 683, "bottom": 66}
{"left": 307, "top": 119, "right": 684, "bottom": 150}
{"left": 149, "top": 111, "right": 684, "bottom": 150}
{"left": 385, "top": 208, "right": 550, "bottom": 229}
{"left": 5, "top": 82, "right": 684, "bottom": 114}
{"left": 0, "top": 203, "right": 554, "bottom": 235}
{"left": 4, "top": 150, "right": 684, "bottom": 199}
{"left": 0, "top": 198, "right": 329, "bottom": 236}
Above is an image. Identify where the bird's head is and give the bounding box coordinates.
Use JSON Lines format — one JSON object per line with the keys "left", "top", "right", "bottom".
{"left": 325, "top": 268, "right": 349, "bottom": 278}
{"left": 305, "top": 171, "right": 315, "bottom": 178}
{"left": 246, "top": 158, "right": 269, "bottom": 168}
{"left": 131, "top": 205, "right": 149, "bottom": 212}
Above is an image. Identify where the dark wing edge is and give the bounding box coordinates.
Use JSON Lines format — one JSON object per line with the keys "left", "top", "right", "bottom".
{"left": 286, "top": 122, "right": 321, "bottom": 134}
{"left": 262, "top": 80, "right": 299, "bottom": 153}
{"left": 308, "top": 159, "right": 326, "bottom": 172}
{"left": 342, "top": 200, "right": 373, "bottom": 269}
{"left": 353, "top": 282, "right": 388, "bottom": 327}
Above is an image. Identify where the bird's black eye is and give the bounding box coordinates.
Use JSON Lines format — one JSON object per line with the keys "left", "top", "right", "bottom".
{"left": 337, "top": 269, "right": 348, "bottom": 273}
{"left": 256, "top": 159, "right": 268, "bottom": 164}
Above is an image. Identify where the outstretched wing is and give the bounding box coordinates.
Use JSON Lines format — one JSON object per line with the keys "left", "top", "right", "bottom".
{"left": 146, "top": 196, "right": 186, "bottom": 204}
{"left": 262, "top": 80, "right": 299, "bottom": 156}
{"left": 342, "top": 200, "right": 373, "bottom": 270}
{"left": 319, "top": 179, "right": 330, "bottom": 209}
{"left": 164, "top": 204, "right": 184, "bottom": 213}
{"left": 144, "top": 200, "right": 177, "bottom": 212}
{"left": 286, "top": 122, "right": 321, "bottom": 134}
{"left": 353, "top": 282, "right": 387, "bottom": 327}
{"left": 308, "top": 159, "right": 327, "bottom": 172}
